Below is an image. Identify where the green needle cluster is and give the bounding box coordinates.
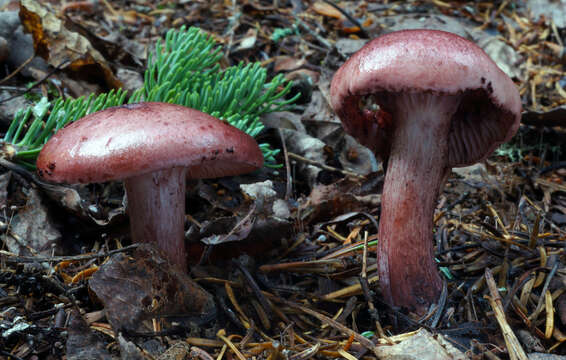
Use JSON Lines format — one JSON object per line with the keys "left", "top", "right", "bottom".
{"left": 2, "top": 90, "right": 127, "bottom": 169}
{"left": 2, "top": 26, "right": 298, "bottom": 169}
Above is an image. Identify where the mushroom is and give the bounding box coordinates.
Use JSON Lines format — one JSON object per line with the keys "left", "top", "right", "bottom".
{"left": 330, "top": 30, "right": 521, "bottom": 312}
{"left": 37, "top": 102, "right": 263, "bottom": 270}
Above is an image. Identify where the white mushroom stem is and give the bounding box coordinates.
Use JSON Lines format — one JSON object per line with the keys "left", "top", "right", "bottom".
{"left": 377, "top": 93, "right": 459, "bottom": 312}
{"left": 124, "top": 167, "right": 188, "bottom": 270}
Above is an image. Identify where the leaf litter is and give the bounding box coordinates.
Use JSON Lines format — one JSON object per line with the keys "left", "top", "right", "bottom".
{"left": 0, "top": 0, "right": 565, "bottom": 359}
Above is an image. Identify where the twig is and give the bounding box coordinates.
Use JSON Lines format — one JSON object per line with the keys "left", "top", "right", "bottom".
{"left": 527, "top": 261, "right": 559, "bottom": 322}
{"left": 287, "top": 151, "right": 365, "bottom": 179}
{"left": 0, "top": 243, "right": 140, "bottom": 264}
{"left": 0, "top": 54, "right": 35, "bottom": 85}
{"left": 0, "top": 350, "right": 25, "bottom": 360}
{"left": 0, "top": 60, "right": 71, "bottom": 104}
{"left": 292, "top": 15, "right": 333, "bottom": 49}
{"left": 320, "top": 0, "right": 369, "bottom": 38}
{"left": 321, "top": 275, "right": 378, "bottom": 300}
{"left": 278, "top": 128, "right": 292, "bottom": 200}
{"left": 233, "top": 259, "right": 272, "bottom": 321}
{"left": 429, "top": 279, "right": 447, "bottom": 328}
{"left": 190, "top": 346, "right": 215, "bottom": 360}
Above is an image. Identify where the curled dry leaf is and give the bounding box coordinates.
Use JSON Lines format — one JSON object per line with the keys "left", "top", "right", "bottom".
{"left": 19, "top": 0, "right": 121, "bottom": 88}
{"left": 88, "top": 244, "right": 216, "bottom": 334}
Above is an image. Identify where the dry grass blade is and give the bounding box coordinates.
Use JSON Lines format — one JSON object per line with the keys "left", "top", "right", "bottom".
{"left": 484, "top": 268, "right": 528, "bottom": 360}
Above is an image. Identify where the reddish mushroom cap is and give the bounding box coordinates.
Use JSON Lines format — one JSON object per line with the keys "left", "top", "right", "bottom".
{"left": 36, "top": 102, "right": 264, "bottom": 183}
{"left": 330, "top": 29, "right": 522, "bottom": 166}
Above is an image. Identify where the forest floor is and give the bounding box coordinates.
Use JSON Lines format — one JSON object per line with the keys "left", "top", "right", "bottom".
{"left": 0, "top": 0, "right": 565, "bottom": 359}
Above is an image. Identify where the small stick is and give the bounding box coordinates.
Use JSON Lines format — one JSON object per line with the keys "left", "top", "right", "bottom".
{"left": 0, "top": 54, "right": 34, "bottom": 85}
{"left": 0, "top": 60, "right": 70, "bottom": 104}
{"left": 0, "top": 243, "right": 139, "bottom": 264}
{"left": 287, "top": 151, "right": 365, "bottom": 179}
{"left": 278, "top": 128, "right": 292, "bottom": 200}
{"left": 320, "top": 0, "right": 369, "bottom": 38}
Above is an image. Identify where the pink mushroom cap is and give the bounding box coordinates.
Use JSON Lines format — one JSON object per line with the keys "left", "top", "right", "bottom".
{"left": 37, "top": 102, "right": 263, "bottom": 183}
{"left": 331, "top": 29, "right": 522, "bottom": 167}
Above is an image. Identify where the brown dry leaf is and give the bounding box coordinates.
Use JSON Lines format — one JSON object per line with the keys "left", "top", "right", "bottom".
{"left": 311, "top": 1, "right": 344, "bottom": 20}
{"left": 304, "top": 176, "right": 382, "bottom": 225}
{"left": 88, "top": 244, "right": 216, "bottom": 334}
{"left": 105, "top": 10, "right": 153, "bottom": 26}
{"left": 285, "top": 68, "right": 320, "bottom": 85}
{"left": 19, "top": 0, "right": 121, "bottom": 88}
{"left": 273, "top": 56, "right": 307, "bottom": 73}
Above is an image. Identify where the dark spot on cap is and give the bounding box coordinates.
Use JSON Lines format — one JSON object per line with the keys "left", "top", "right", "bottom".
{"left": 486, "top": 81, "right": 493, "bottom": 95}
{"left": 208, "top": 125, "right": 213, "bottom": 129}
{"left": 480, "top": 77, "right": 485, "bottom": 84}
{"left": 200, "top": 126, "right": 206, "bottom": 131}
{"left": 226, "top": 147, "right": 234, "bottom": 153}
{"left": 48, "top": 162, "right": 56, "bottom": 170}
{"left": 37, "top": 169, "right": 44, "bottom": 177}
{"left": 80, "top": 136, "right": 88, "bottom": 142}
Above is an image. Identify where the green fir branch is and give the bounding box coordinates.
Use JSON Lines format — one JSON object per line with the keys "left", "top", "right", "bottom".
{"left": 2, "top": 26, "right": 298, "bottom": 168}
{"left": 2, "top": 89, "right": 127, "bottom": 169}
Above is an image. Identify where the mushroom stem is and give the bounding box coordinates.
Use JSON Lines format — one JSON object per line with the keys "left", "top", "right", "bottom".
{"left": 377, "top": 93, "right": 459, "bottom": 312}
{"left": 124, "top": 167, "right": 188, "bottom": 270}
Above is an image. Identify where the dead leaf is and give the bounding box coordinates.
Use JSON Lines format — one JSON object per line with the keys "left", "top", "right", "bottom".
{"left": 2, "top": 188, "right": 62, "bottom": 256}
{"left": 273, "top": 56, "right": 307, "bottom": 72}
{"left": 19, "top": 0, "right": 121, "bottom": 88}
{"left": 312, "top": 1, "right": 344, "bottom": 20}
{"left": 88, "top": 244, "right": 216, "bottom": 334}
